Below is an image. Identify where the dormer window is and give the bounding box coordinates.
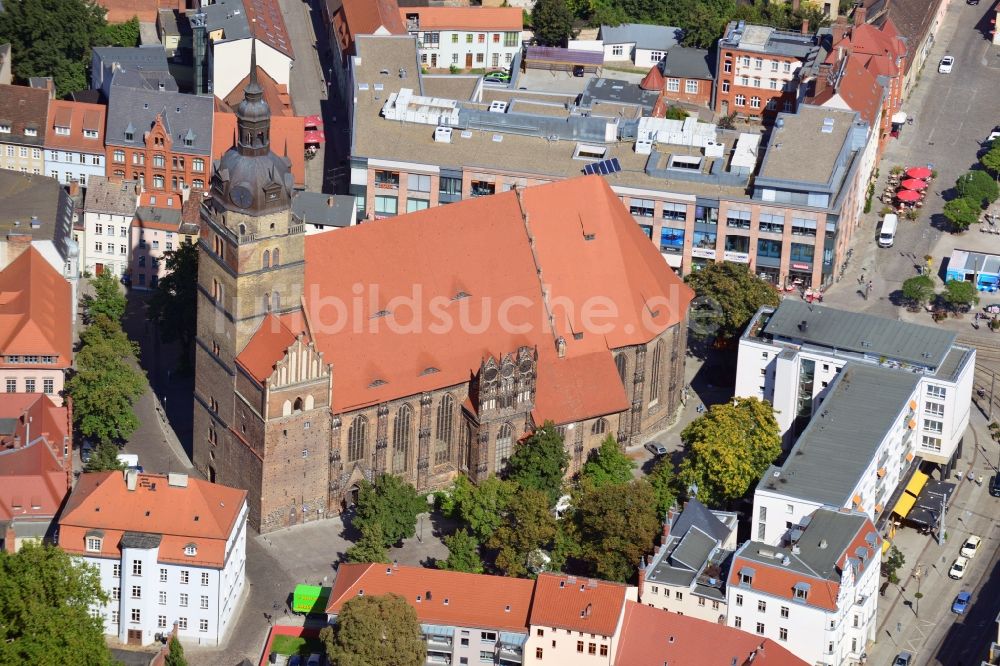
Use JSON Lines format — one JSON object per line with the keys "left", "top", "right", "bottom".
{"left": 125, "top": 131, "right": 134, "bottom": 141}
{"left": 54, "top": 125, "right": 71, "bottom": 136}
{"left": 793, "top": 583, "right": 810, "bottom": 601}
{"left": 24, "top": 127, "right": 37, "bottom": 137}
{"left": 0, "top": 124, "right": 10, "bottom": 133}
{"left": 184, "top": 544, "right": 197, "bottom": 557}
{"left": 85, "top": 534, "right": 103, "bottom": 552}
{"left": 738, "top": 566, "right": 755, "bottom": 586}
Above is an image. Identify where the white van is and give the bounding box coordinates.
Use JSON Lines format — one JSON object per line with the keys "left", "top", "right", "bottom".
{"left": 878, "top": 213, "right": 898, "bottom": 247}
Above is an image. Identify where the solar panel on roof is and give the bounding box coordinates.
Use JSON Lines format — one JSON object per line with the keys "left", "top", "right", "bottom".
{"left": 582, "top": 158, "right": 622, "bottom": 176}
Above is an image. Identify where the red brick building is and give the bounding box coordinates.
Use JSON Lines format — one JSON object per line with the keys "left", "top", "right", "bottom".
{"left": 643, "top": 46, "right": 714, "bottom": 109}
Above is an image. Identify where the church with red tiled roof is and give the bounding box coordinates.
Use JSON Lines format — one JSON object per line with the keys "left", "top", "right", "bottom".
{"left": 192, "top": 46, "right": 693, "bottom": 532}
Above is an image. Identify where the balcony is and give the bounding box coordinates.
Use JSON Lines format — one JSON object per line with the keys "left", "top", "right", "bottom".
{"left": 374, "top": 171, "right": 400, "bottom": 191}
{"left": 470, "top": 182, "right": 495, "bottom": 198}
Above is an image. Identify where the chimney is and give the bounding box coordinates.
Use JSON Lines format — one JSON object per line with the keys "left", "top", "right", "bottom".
{"left": 555, "top": 336, "right": 566, "bottom": 358}
{"left": 832, "top": 16, "right": 848, "bottom": 44}
{"left": 801, "top": 18, "right": 810, "bottom": 35}
{"left": 637, "top": 557, "right": 646, "bottom": 598}
{"left": 854, "top": 6, "right": 867, "bottom": 26}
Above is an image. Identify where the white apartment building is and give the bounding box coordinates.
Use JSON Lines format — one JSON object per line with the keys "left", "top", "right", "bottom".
{"left": 736, "top": 301, "right": 974, "bottom": 468}
{"left": 400, "top": 6, "right": 524, "bottom": 70}
{"left": 726, "top": 508, "right": 880, "bottom": 666}
{"left": 596, "top": 23, "right": 682, "bottom": 69}
{"left": 82, "top": 176, "right": 139, "bottom": 277}
{"left": 44, "top": 100, "right": 107, "bottom": 188}
{"left": 59, "top": 470, "right": 248, "bottom": 647}
{"left": 638, "top": 498, "right": 738, "bottom": 623}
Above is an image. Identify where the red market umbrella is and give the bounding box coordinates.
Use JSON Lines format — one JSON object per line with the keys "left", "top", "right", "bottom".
{"left": 896, "top": 189, "right": 920, "bottom": 202}
{"left": 304, "top": 114, "right": 324, "bottom": 129}
{"left": 900, "top": 178, "right": 927, "bottom": 190}
{"left": 304, "top": 129, "right": 326, "bottom": 144}
{"left": 906, "top": 166, "right": 932, "bottom": 179}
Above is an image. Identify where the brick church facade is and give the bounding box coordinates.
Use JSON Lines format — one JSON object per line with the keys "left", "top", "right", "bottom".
{"left": 193, "top": 44, "right": 694, "bottom": 533}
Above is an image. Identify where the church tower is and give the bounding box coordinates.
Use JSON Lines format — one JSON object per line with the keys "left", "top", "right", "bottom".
{"left": 192, "top": 37, "right": 305, "bottom": 493}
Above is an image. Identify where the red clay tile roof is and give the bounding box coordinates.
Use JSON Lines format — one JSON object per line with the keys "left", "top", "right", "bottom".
{"left": 59, "top": 471, "right": 247, "bottom": 568}
{"left": 529, "top": 573, "right": 630, "bottom": 637}
{"left": 221, "top": 66, "right": 294, "bottom": 116}
{"left": 614, "top": 601, "right": 808, "bottom": 666}
{"left": 532, "top": 351, "right": 628, "bottom": 426}
{"left": 830, "top": 54, "right": 884, "bottom": 126}
{"left": 244, "top": 177, "right": 692, "bottom": 418}
{"left": 328, "top": 0, "right": 407, "bottom": 55}
{"left": 0, "top": 84, "right": 50, "bottom": 148}
{"left": 213, "top": 112, "right": 306, "bottom": 188}
{"left": 44, "top": 100, "right": 106, "bottom": 154}
{"left": 327, "top": 562, "right": 536, "bottom": 632}
{"left": 93, "top": 0, "right": 163, "bottom": 23}
{"left": 640, "top": 65, "right": 665, "bottom": 91}
{"left": 236, "top": 313, "right": 299, "bottom": 382}
{"left": 0, "top": 394, "right": 72, "bottom": 524}
{"left": 729, "top": 554, "right": 840, "bottom": 612}
{"left": 0, "top": 247, "right": 72, "bottom": 368}
{"left": 398, "top": 6, "right": 523, "bottom": 31}
{"left": 246, "top": 0, "right": 295, "bottom": 59}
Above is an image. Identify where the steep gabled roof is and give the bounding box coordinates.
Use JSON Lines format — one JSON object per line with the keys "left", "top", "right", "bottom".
{"left": 0, "top": 248, "right": 72, "bottom": 367}
{"left": 236, "top": 313, "right": 299, "bottom": 382}
{"left": 328, "top": 0, "right": 407, "bottom": 56}
{"left": 241, "top": 177, "right": 692, "bottom": 421}
{"left": 529, "top": 573, "right": 630, "bottom": 636}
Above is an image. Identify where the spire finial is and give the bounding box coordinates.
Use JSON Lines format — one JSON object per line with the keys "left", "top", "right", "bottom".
{"left": 247, "top": 19, "right": 261, "bottom": 94}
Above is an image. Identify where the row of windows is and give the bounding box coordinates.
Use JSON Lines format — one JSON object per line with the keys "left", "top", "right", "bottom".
{"left": 4, "top": 146, "right": 42, "bottom": 159}
{"left": 665, "top": 79, "right": 700, "bottom": 94}
{"left": 724, "top": 55, "right": 794, "bottom": 74}
{"left": 732, "top": 616, "right": 789, "bottom": 641}
{"left": 416, "top": 31, "right": 519, "bottom": 46}
{"left": 111, "top": 151, "right": 205, "bottom": 171}
{"left": 420, "top": 51, "right": 515, "bottom": 68}
{"left": 93, "top": 242, "right": 129, "bottom": 255}
{"left": 109, "top": 169, "right": 204, "bottom": 190}
{"left": 108, "top": 610, "right": 209, "bottom": 632}
{"left": 47, "top": 150, "right": 102, "bottom": 164}
{"left": 4, "top": 355, "right": 58, "bottom": 364}
{"left": 93, "top": 224, "right": 129, "bottom": 237}
{"left": 4, "top": 378, "right": 55, "bottom": 394}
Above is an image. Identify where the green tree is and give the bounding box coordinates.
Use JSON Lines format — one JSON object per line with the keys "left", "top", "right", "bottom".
{"left": 438, "top": 529, "right": 484, "bottom": 574}
{"left": 569, "top": 480, "right": 660, "bottom": 582}
{"left": 85, "top": 271, "right": 127, "bottom": 323}
{"left": 352, "top": 475, "right": 425, "bottom": 548}
{"left": 320, "top": 593, "right": 426, "bottom": 666}
{"left": 0, "top": 542, "right": 113, "bottom": 665}
{"left": 85, "top": 441, "right": 126, "bottom": 472}
{"left": 901, "top": 274, "right": 935, "bottom": 309}
{"left": 647, "top": 456, "right": 677, "bottom": 520}
{"left": 676, "top": 397, "right": 781, "bottom": 506}
{"left": 488, "top": 487, "right": 557, "bottom": 577}
{"left": 955, "top": 171, "right": 999, "bottom": 208}
{"left": 65, "top": 326, "right": 147, "bottom": 444}
{"left": 147, "top": 242, "right": 199, "bottom": 373}
{"left": 942, "top": 279, "right": 979, "bottom": 311}
{"left": 101, "top": 16, "right": 139, "bottom": 47}
{"left": 882, "top": 544, "right": 905, "bottom": 585}
{"left": 505, "top": 421, "right": 568, "bottom": 507}
{"left": 531, "top": 0, "right": 575, "bottom": 46}
{"left": 164, "top": 636, "right": 187, "bottom": 666}
{"left": 443, "top": 475, "right": 516, "bottom": 544}
{"left": 579, "top": 436, "right": 634, "bottom": 489}
{"left": 664, "top": 106, "right": 689, "bottom": 120}
{"left": 0, "top": 0, "right": 110, "bottom": 97}
{"left": 943, "top": 197, "right": 981, "bottom": 231}
{"left": 345, "top": 522, "right": 390, "bottom": 564}
{"left": 684, "top": 262, "right": 781, "bottom": 341}
{"left": 981, "top": 143, "right": 1000, "bottom": 176}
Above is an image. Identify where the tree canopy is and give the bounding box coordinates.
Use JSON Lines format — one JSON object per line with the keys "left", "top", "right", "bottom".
{"left": 345, "top": 522, "right": 390, "bottom": 564}
{"left": 437, "top": 529, "right": 484, "bottom": 574}
{"left": 646, "top": 456, "right": 677, "bottom": 521}
{"left": 531, "top": 0, "right": 575, "bottom": 47}
{"left": 677, "top": 397, "right": 781, "bottom": 506}
{"left": 579, "top": 436, "right": 635, "bottom": 489}
{"left": 942, "top": 279, "right": 979, "bottom": 310}
{"left": 351, "top": 475, "right": 425, "bottom": 548}
{"left": 85, "top": 272, "right": 127, "bottom": 323}
{"left": 0, "top": 542, "right": 113, "bottom": 665}
{"left": 981, "top": 143, "right": 1000, "bottom": 176}
{"left": 441, "top": 475, "right": 516, "bottom": 544}
{"left": 65, "top": 318, "right": 147, "bottom": 445}
{"left": 901, "top": 275, "right": 935, "bottom": 309}
{"left": 488, "top": 487, "right": 557, "bottom": 577}
{"left": 568, "top": 479, "right": 660, "bottom": 582}
{"left": 164, "top": 636, "right": 187, "bottom": 666}
{"left": 955, "top": 170, "right": 999, "bottom": 209}
{"left": 0, "top": 0, "right": 138, "bottom": 97}
{"left": 85, "top": 441, "right": 126, "bottom": 472}
{"left": 943, "top": 197, "right": 981, "bottom": 231}
{"left": 505, "top": 421, "right": 568, "bottom": 507}
{"left": 320, "top": 594, "right": 426, "bottom": 666}
{"left": 147, "top": 242, "right": 199, "bottom": 374}
{"left": 684, "top": 262, "right": 781, "bottom": 341}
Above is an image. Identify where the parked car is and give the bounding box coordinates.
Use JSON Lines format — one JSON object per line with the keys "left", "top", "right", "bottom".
{"left": 484, "top": 70, "right": 511, "bottom": 83}
{"left": 960, "top": 535, "right": 982, "bottom": 558}
{"left": 968, "top": 0, "right": 980, "bottom": 5}
{"left": 952, "top": 590, "right": 972, "bottom": 614}
{"left": 949, "top": 555, "right": 969, "bottom": 579}
{"left": 80, "top": 440, "right": 95, "bottom": 463}
{"left": 990, "top": 474, "right": 1000, "bottom": 497}
{"left": 938, "top": 56, "right": 955, "bottom": 73}
{"left": 306, "top": 654, "right": 322, "bottom": 666}
{"left": 644, "top": 442, "right": 668, "bottom": 456}
{"left": 892, "top": 653, "right": 912, "bottom": 666}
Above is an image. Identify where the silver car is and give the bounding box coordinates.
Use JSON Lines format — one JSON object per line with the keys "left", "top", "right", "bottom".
{"left": 644, "top": 442, "right": 668, "bottom": 456}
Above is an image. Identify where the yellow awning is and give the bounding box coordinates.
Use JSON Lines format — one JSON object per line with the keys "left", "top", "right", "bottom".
{"left": 882, "top": 539, "right": 891, "bottom": 554}
{"left": 905, "top": 470, "right": 929, "bottom": 497}
{"left": 892, "top": 491, "right": 917, "bottom": 518}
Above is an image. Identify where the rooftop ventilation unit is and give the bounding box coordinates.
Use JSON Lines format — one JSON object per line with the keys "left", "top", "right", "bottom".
{"left": 489, "top": 101, "right": 507, "bottom": 113}
{"left": 434, "top": 126, "right": 452, "bottom": 143}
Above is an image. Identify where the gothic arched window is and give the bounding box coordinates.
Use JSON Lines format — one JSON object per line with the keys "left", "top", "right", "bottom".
{"left": 272, "top": 247, "right": 280, "bottom": 266}
{"left": 392, "top": 405, "right": 413, "bottom": 473}
{"left": 347, "top": 416, "right": 367, "bottom": 463}
{"left": 262, "top": 249, "right": 270, "bottom": 269}
{"left": 495, "top": 422, "right": 513, "bottom": 472}
{"left": 650, "top": 340, "right": 664, "bottom": 403}
{"left": 591, "top": 418, "right": 608, "bottom": 436}
{"left": 271, "top": 291, "right": 280, "bottom": 312}
{"left": 615, "top": 353, "right": 627, "bottom": 388}
{"left": 435, "top": 394, "right": 454, "bottom": 465}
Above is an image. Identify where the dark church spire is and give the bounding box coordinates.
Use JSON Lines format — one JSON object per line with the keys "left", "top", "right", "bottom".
{"left": 235, "top": 31, "right": 270, "bottom": 156}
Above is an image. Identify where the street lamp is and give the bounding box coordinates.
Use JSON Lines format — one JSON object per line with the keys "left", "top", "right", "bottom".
{"left": 912, "top": 564, "right": 926, "bottom": 617}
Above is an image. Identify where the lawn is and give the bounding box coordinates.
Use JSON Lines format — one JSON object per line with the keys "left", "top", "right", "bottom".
{"left": 270, "top": 635, "right": 325, "bottom": 657}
